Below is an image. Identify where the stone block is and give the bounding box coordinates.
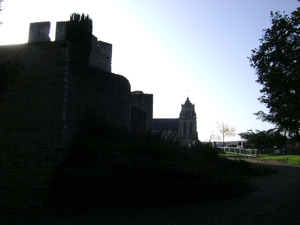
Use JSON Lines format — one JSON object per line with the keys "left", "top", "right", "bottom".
{"left": 55, "top": 21, "right": 67, "bottom": 41}
{"left": 28, "top": 22, "right": 51, "bottom": 43}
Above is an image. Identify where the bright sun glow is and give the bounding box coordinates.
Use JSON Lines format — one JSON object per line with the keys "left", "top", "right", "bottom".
{"left": 1, "top": 0, "right": 298, "bottom": 141}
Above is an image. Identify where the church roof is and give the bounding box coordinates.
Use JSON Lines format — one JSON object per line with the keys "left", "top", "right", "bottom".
{"left": 152, "top": 118, "right": 178, "bottom": 132}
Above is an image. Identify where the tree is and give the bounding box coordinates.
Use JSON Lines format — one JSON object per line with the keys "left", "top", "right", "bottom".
{"left": 238, "top": 129, "right": 287, "bottom": 149}
{"left": 214, "top": 121, "right": 236, "bottom": 146}
{"left": 0, "top": 0, "right": 3, "bottom": 25}
{"left": 249, "top": 8, "right": 300, "bottom": 140}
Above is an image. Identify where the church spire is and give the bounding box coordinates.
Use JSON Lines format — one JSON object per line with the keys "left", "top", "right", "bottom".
{"left": 178, "top": 97, "right": 198, "bottom": 146}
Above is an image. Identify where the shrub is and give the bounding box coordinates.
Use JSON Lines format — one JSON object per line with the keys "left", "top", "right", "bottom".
{"left": 49, "top": 116, "right": 275, "bottom": 208}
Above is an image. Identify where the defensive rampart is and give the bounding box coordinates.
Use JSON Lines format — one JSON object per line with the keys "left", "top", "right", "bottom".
{"left": 0, "top": 21, "right": 152, "bottom": 212}
{"left": 0, "top": 41, "right": 87, "bottom": 211}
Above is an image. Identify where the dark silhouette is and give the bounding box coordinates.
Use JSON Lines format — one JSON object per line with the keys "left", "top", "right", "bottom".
{"left": 249, "top": 8, "right": 300, "bottom": 141}
{"left": 66, "top": 13, "right": 93, "bottom": 59}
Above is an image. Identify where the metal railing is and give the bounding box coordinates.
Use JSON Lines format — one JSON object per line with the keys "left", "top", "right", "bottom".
{"left": 220, "top": 147, "right": 258, "bottom": 158}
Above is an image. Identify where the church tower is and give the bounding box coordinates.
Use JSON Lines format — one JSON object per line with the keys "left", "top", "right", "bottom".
{"left": 178, "top": 97, "right": 198, "bottom": 146}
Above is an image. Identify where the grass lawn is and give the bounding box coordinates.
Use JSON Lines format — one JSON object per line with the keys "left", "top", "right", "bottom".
{"left": 220, "top": 153, "right": 300, "bottom": 165}
{"left": 257, "top": 154, "right": 300, "bottom": 165}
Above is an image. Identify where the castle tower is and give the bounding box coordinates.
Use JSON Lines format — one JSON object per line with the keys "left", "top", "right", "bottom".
{"left": 131, "top": 91, "right": 153, "bottom": 134}
{"left": 178, "top": 97, "right": 198, "bottom": 146}
{"left": 55, "top": 21, "right": 112, "bottom": 72}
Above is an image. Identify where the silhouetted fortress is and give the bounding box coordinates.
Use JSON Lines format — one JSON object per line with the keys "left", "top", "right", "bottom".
{"left": 0, "top": 21, "right": 153, "bottom": 212}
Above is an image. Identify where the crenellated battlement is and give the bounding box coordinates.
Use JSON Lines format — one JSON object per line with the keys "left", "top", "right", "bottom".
{"left": 28, "top": 21, "right": 112, "bottom": 72}
{"left": 55, "top": 21, "right": 68, "bottom": 41}
{"left": 28, "top": 21, "right": 51, "bottom": 43}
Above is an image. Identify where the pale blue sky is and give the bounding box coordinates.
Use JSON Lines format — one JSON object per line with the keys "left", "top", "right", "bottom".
{"left": 0, "top": 0, "right": 299, "bottom": 141}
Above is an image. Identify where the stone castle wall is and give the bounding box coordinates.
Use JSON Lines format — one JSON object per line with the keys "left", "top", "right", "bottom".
{"left": 0, "top": 21, "right": 151, "bottom": 212}
{"left": 85, "top": 67, "right": 131, "bottom": 131}
{"left": 28, "top": 21, "right": 51, "bottom": 43}
{"left": 54, "top": 21, "right": 112, "bottom": 72}
{"left": 89, "top": 36, "right": 112, "bottom": 72}
{"left": 131, "top": 91, "right": 153, "bottom": 134}
{"left": 0, "top": 41, "right": 86, "bottom": 211}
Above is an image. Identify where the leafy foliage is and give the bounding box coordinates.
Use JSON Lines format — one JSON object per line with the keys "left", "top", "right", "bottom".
{"left": 0, "top": 0, "right": 3, "bottom": 19}
{"left": 0, "top": 0, "right": 3, "bottom": 20}
{"left": 249, "top": 8, "right": 300, "bottom": 139}
{"left": 214, "top": 121, "right": 236, "bottom": 145}
{"left": 238, "top": 129, "right": 287, "bottom": 148}
{"left": 49, "top": 116, "right": 274, "bottom": 208}
{"left": 66, "top": 13, "right": 93, "bottom": 59}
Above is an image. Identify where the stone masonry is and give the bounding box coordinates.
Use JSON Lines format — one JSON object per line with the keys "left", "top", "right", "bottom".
{"left": 0, "top": 21, "right": 153, "bottom": 212}
{"left": 0, "top": 41, "right": 87, "bottom": 212}
{"left": 131, "top": 91, "right": 153, "bottom": 134}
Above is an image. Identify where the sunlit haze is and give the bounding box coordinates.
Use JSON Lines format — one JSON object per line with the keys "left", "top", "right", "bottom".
{"left": 0, "top": 0, "right": 299, "bottom": 141}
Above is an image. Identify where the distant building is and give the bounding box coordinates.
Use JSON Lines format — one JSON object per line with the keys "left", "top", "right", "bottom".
{"left": 152, "top": 118, "right": 178, "bottom": 139}
{"left": 153, "top": 97, "right": 198, "bottom": 146}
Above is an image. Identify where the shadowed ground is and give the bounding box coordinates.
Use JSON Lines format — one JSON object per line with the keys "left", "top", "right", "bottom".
{"left": 2, "top": 160, "right": 300, "bottom": 225}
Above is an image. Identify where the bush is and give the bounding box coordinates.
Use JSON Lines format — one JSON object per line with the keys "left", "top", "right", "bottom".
{"left": 49, "top": 116, "right": 275, "bottom": 208}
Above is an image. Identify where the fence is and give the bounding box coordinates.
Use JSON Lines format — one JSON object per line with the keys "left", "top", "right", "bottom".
{"left": 220, "top": 147, "right": 258, "bottom": 158}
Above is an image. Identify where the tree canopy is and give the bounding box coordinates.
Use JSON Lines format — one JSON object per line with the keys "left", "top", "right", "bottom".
{"left": 249, "top": 7, "right": 300, "bottom": 140}
{"left": 239, "top": 129, "right": 287, "bottom": 149}
{"left": 214, "top": 121, "right": 236, "bottom": 145}
{"left": 0, "top": 0, "right": 3, "bottom": 24}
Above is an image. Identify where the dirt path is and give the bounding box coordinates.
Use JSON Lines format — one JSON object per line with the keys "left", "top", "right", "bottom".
{"left": 2, "top": 160, "right": 300, "bottom": 225}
